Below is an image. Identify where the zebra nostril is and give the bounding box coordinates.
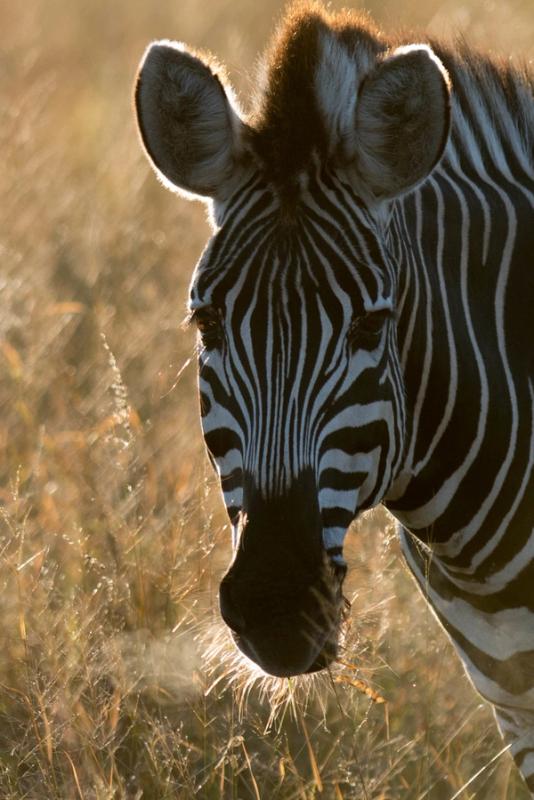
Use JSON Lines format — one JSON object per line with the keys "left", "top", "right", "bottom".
{"left": 219, "top": 580, "right": 246, "bottom": 633}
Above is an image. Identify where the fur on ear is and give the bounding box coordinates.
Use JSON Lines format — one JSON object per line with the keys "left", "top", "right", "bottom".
{"left": 353, "top": 45, "right": 451, "bottom": 199}
{"left": 134, "top": 40, "right": 247, "bottom": 200}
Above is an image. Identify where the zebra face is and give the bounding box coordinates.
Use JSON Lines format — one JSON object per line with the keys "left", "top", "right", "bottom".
{"left": 188, "top": 174, "right": 405, "bottom": 675}
{"left": 134, "top": 17, "right": 450, "bottom": 676}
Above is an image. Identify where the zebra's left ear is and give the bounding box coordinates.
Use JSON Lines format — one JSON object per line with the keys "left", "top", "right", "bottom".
{"left": 352, "top": 45, "right": 451, "bottom": 199}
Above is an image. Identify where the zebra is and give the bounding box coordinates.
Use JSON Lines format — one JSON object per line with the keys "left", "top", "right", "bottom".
{"left": 134, "top": 2, "right": 534, "bottom": 792}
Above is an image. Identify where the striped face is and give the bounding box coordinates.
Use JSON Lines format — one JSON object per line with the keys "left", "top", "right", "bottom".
{"left": 189, "top": 170, "right": 406, "bottom": 675}
{"left": 135, "top": 18, "right": 450, "bottom": 677}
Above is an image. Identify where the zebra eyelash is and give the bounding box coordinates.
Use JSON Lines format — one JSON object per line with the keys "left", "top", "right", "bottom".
{"left": 183, "top": 307, "right": 206, "bottom": 329}
{"left": 188, "top": 305, "right": 225, "bottom": 349}
{"left": 348, "top": 307, "right": 394, "bottom": 346}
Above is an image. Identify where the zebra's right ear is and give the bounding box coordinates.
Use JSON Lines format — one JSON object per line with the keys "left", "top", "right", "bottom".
{"left": 352, "top": 45, "right": 451, "bottom": 200}
{"left": 134, "top": 41, "right": 247, "bottom": 200}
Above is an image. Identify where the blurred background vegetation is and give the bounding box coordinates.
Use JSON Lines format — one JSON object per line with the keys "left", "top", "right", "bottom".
{"left": 1, "top": 1, "right": 534, "bottom": 797}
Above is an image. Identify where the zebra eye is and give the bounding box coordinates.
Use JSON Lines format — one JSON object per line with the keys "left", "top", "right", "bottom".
{"left": 192, "top": 305, "right": 224, "bottom": 349}
{"left": 348, "top": 309, "right": 391, "bottom": 350}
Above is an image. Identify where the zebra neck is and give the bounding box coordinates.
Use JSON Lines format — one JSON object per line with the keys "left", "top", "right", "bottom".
{"left": 384, "top": 151, "right": 534, "bottom": 575}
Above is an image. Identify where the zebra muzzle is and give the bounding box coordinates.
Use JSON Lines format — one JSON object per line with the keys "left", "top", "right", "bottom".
{"left": 219, "top": 569, "right": 343, "bottom": 677}
{"left": 218, "top": 475, "right": 346, "bottom": 677}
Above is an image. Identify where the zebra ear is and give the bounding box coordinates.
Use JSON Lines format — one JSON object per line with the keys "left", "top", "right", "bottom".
{"left": 353, "top": 45, "right": 451, "bottom": 199}
{"left": 134, "top": 41, "right": 246, "bottom": 200}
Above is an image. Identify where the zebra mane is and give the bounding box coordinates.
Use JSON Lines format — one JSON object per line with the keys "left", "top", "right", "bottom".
{"left": 430, "top": 43, "right": 534, "bottom": 169}
{"left": 247, "top": 1, "right": 534, "bottom": 189}
{"left": 249, "top": 1, "right": 385, "bottom": 187}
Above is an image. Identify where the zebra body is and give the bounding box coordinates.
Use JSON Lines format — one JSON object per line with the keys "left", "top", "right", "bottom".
{"left": 134, "top": 4, "right": 534, "bottom": 792}
{"left": 390, "top": 81, "right": 534, "bottom": 784}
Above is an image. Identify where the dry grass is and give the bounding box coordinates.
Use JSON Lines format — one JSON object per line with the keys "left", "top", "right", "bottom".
{"left": 1, "top": 1, "right": 533, "bottom": 798}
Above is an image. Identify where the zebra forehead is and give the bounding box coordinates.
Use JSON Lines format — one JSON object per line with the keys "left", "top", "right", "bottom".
{"left": 190, "top": 210, "right": 387, "bottom": 308}
{"left": 190, "top": 259, "right": 386, "bottom": 324}
{"left": 247, "top": 1, "right": 384, "bottom": 188}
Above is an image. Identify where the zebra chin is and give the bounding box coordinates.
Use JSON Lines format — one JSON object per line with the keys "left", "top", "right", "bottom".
{"left": 218, "top": 470, "right": 347, "bottom": 677}
{"left": 227, "top": 623, "right": 339, "bottom": 677}
{"left": 219, "top": 573, "right": 345, "bottom": 677}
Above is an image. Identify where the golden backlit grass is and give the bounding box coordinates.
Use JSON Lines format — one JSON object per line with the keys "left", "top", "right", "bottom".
{"left": 2, "top": 1, "right": 534, "bottom": 797}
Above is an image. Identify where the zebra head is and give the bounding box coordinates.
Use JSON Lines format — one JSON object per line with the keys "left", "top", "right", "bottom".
{"left": 135, "top": 8, "right": 451, "bottom": 677}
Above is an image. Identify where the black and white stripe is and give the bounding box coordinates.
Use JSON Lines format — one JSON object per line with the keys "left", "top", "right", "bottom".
{"left": 385, "top": 51, "right": 534, "bottom": 790}
{"left": 191, "top": 168, "right": 404, "bottom": 557}
{"left": 134, "top": 8, "right": 534, "bottom": 791}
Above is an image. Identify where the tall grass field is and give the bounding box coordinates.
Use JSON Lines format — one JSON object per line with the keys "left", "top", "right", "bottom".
{"left": 2, "top": 1, "right": 534, "bottom": 797}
